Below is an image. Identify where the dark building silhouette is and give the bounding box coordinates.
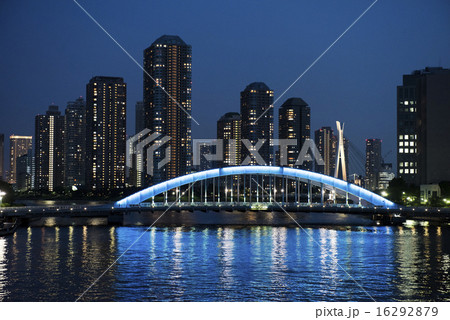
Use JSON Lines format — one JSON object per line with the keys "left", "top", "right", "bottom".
{"left": 86, "top": 76, "right": 127, "bottom": 190}
{"left": 365, "top": 138, "right": 382, "bottom": 191}
{"left": 144, "top": 35, "right": 192, "bottom": 184}
{"left": 65, "top": 97, "right": 86, "bottom": 187}
{"left": 315, "top": 127, "right": 336, "bottom": 176}
{"left": 0, "top": 133, "right": 4, "bottom": 181}
{"left": 35, "top": 106, "right": 65, "bottom": 191}
{"left": 240, "top": 82, "right": 274, "bottom": 165}
{"left": 397, "top": 67, "right": 450, "bottom": 185}
{"left": 135, "top": 101, "right": 145, "bottom": 134}
{"left": 278, "top": 98, "right": 311, "bottom": 169}
{"left": 217, "top": 112, "right": 241, "bottom": 167}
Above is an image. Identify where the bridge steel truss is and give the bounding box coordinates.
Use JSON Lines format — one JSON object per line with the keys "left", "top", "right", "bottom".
{"left": 115, "top": 166, "right": 398, "bottom": 209}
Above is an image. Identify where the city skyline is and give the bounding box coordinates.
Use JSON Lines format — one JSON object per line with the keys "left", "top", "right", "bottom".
{"left": 2, "top": 0, "right": 449, "bottom": 171}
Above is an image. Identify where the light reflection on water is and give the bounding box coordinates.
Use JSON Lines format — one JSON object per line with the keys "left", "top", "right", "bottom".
{"left": 0, "top": 225, "right": 449, "bottom": 301}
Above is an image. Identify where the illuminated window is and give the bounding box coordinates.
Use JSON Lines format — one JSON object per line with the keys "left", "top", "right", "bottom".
{"left": 399, "top": 148, "right": 404, "bottom": 153}
{"left": 400, "top": 169, "right": 404, "bottom": 174}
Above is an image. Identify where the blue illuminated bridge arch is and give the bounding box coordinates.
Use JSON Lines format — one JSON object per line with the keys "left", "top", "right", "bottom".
{"left": 115, "top": 166, "right": 398, "bottom": 209}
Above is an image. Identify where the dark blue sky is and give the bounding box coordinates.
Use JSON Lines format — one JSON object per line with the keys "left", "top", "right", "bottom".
{"left": 1, "top": 0, "right": 449, "bottom": 173}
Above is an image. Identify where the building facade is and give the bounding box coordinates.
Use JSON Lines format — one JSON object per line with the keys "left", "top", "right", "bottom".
{"left": 397, "top": 67, "right": 450, "bottom": 185}
{"left": 65, "top": 97, "right": 86, "bottom": 187}
{"left": 365, "top": 138, "right": 382, "bottom": 191}
{"left": 9, "top": 135, "right": 32, "bottom": 185}
{"left": 144, "top": 35, "right": 192, "bottom": 184}
{"left": 86, "top": 76, "right": 127, "bottom": 190}
{"left": 35, "top": 106, "right": 65, "bottom": 191}
{"left": 0, "top": 133, "right": 4, "bottom": 180}
{"left": 278, "top": 98, "right": 311, "bottom": 169}
{"left": 240, "top": 82, "right": 274, "bottom": 166}
{"left": 16, "top": 149, "right": 33, "bottom": 191}
{"left": 378, "top": 162, "right": 395, "bottom": 190}
{"left": 315, "top": 127, "right": 336, "bottom": 175}
{"left": 217, "top": 112, "right": 241, "bottom": 167}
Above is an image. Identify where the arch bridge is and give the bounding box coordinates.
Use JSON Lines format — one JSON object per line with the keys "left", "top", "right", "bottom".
{"left": 115, "top": 166, "right": 398, "bottom": 209}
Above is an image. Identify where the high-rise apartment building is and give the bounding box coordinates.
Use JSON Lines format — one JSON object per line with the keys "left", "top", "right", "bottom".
{"left": 217, "top": 112, "right": 241, "bottom": 167}
{"left": 65, "top": 97, "right": 86, "bottom": 187}
{"left": 16, "top": 149, "right": 33, "bottom": 191}
{"left": 278, "top": 98, "right": 311, "bottom": 169}
{"left": 35, "top": 106, "right": 65, "bottom": 191}
{"left": 0, "top": 133, "right": 4, "bottom": 180}
{"left": 144, "top": 35, "right": 192, "bottom": 184}
{"left": 240, "top": 82, "right": 274, "bottom": 166}
{"left": 397, "top": 67, "right": 450, "bottom": 185}
{"left": 86, "top": 76, "right": 127, "bottom": 190}
{"left": 315, "top": 127, "right": 336, "bottom": 176}
{"left": 365, "top": 138, "right": 382, "bottom": 191}
{"left": 9, "top": 135, "right": 32, "bottom": 185}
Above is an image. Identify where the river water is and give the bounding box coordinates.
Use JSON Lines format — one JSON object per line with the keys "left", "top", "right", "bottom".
{"left": 0, "top": 224, "right": 449, "bottom": 301}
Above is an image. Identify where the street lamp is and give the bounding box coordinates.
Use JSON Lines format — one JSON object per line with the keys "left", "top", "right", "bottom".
{"left": 0, "top": 190, "right": 6, "bottom": 206}
{"left": 381, "top": 191, "right": 388, "bottom": 197}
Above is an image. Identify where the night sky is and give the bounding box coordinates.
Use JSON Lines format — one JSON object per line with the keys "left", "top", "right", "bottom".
{"left": 1, "top": 0, "right": 449, "bottom": 174}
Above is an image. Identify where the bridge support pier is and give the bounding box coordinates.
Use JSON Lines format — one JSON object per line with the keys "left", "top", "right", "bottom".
{"left": 269, "top": 176, "right": 273, "bottom": 203}
{"left": 308, "top": 180, "right": 312, "bottom": 205}
{"left": 204, "top": 180, "right": 207, "bottom": 204}
{"left": 256, "top": 175, "right": 259, "bottom": 203}
{"left": 218, "top": 177, "right": 221, "bottom": 203}
{"left": 237, "top": 175, "right": 240, "bottom": 204}
{"left": 230, "top": 178, "right": 233, "bottom": 203}
{"left": 321, "top": 183, "right": 324, "bottom": 204}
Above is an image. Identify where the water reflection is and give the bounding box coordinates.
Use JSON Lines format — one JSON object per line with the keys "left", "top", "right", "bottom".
{"left": 0, "top": 225, "right": 450, "bottom": 301}
{"left": 218, "top": 228, "right": 235, "bottom": 294}
{"left": 0, "top": 238, "right": 8, "bottom": 301}
{"left": 169, "top": 228, "right": 184, "bottom": 299}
